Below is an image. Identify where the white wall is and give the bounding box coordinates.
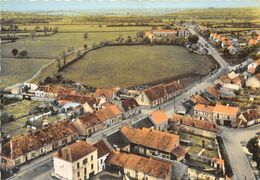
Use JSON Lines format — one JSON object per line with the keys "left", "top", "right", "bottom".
{"left": 53, "top": 157, "right": 73, "bottom": 180}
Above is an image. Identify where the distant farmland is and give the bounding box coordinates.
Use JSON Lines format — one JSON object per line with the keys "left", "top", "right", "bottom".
{"left": 61, "top": 45, "right": 215, "bottom": 88}
{"left": 1, "top": 31, "right": 137, "bottom": 59}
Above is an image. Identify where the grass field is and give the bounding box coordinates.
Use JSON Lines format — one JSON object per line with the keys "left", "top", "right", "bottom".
{"left": 17, "top": 24, "right": 152, "bottom": 33}
{"left": 168, "top": 8, "right": 260, "bottom": 23}
{"left": 0, "top": 58, "right": 50, "bottom": 88}
{"left": 1, "top": 32, "right": 137, "bottom": 58}
{"left": 60, "top": 45, "right": 214, "bottom": 88}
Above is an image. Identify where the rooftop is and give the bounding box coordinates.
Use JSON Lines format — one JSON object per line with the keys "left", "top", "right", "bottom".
{"left": 54, "top": 141, "right": 96, "bottom": 162}
{"left": 194, "top": 104, "right": 214, "bottom": 113}
{"left": 94, "top": 88, "right": 115, "bottom": 99}
{"left": 96, "top": 103, "right": 122, "bottom": 121}
{"left": 150, "top": 109, "right": 169, "bottom": 125}
{"left": 93, "top": 140, "right": 111, "bottom": 158}
{"left": 172, "top": 114, "right": 218, "bottom": 132}
{"left": 106, "top": 151, "right": 172, "bottom": 179}
{"left": 76, "top": 113, "right": 103, "bottom": 128}
{"left": 120, "top": 126, "right": 179, "bottom": 153}
{"left": 2, "top": 120, "right": 77, "bottom": 159}
{"left": 56, "top": 94, "right": 96, "bottom": 107}
{"left": 214, "top": 104, "right": 239, "bottom": 116}
{"left": 121, "top": 98, "right": 139, "bottom": 112}
{"left": 132, "top": 117, "right": 154, "bottom": 129}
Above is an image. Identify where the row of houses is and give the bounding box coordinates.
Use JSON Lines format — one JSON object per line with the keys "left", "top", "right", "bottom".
{"left": 144, "top": 29, "right": 190, "bottom": 40}
{"left": 136, "top": 80, "right": 183, "bottom": 107}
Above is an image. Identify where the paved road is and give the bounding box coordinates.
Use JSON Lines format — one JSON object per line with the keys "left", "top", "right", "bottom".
{"left": 220, "top": 125, "right": 259, "bottom": 180}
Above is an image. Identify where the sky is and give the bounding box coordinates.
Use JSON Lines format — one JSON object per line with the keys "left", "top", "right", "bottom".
{"left": 1, "top": 0, "right": 260, "bottom": 11}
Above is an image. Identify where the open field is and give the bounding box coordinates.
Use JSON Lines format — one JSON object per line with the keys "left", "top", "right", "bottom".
{"left": 1, "top": 32, "right": 137, "bottom": 58}
{"left": 17, "top": 24, "right": 152, "bottom": 33}
{"left": 167, "top": 8, "right": 260, "bottom": 23}
{"left": 60, "top": 45, "right": 214, "bottom": 88}
{"left": 0, "top": 58, "right": 51, "bottom": 88}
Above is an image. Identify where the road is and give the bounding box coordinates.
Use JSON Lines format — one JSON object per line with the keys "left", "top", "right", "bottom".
{"left": 220, "top": 125, "right": 259, "bottom": 180}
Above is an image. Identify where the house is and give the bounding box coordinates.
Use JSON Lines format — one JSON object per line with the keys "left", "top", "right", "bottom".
{"left": 95, "top": 103, "right": 122, "bottom": 127}
{"left": 171, "top": 114, "right": 218, "bottom": 138}
{"left": 53, "top": 141, "right": 98, "bottom": 180}
{"left": 236, "top": 109, "right": 260, "bottom": 127}
{"left": 136, "top": 80, "right": 182, "bottom": 107}
{"left": 106, "top": 150, "right": 173, "bottom": 180}
{"left": 94, "top": 88, "right": 117, "bottom": 100}
{"left": 61, "top": 102, "right": 84, "bottom": 118}
{"left": 152, "top": 29, "right": 178, "bottom": 37}
{"left": 73, "top": 113, "right": 103, "bottom": 137}
{"left": 190, "top": 94, "right": 209, "bottom": 105}
{"left": 221, "top": 40, "right": 232, "bottom": 49}
{"left": 120, "top": 126, "right": 186, "bottom": 161}
{"left": 120, "top": 98, "right": 140, "bottom": 119}
{"left": 1, "top": 120, "right": 78, "bottom": 170}
{"left": 194, "top": 103, "right": 240, "bottom": 126}
{"left": 214, "top": 72, "right": 243, "bottom": 91}
{"left": 227, "top": 45, "right": 239, "bottom": 55}
{"left": 150, "top": 109, "right": 169, "bottom": 131}
{"left": 93, "top": 140, "right": 111, "bottom": 173}
{"left": 247, "top": 59, "right": 260, "bottom": 74}
{"left": 248, "top": 36, "right": 260, "bottom": 46}
{"left": 205, "top": 86, "right": 221, "bottom": 100}
{"left": 35, "top": 85, "right": 76, "bottom": 98}
{"left": 246, "top": 73, "right": 260, "bottom": 88}
{"left": 193, "top": 104, "right": 214, "bottom": 121}
{"left": 144, "top": 31, "right": 155, "bottom": 40}
{"left": 106, "top": 130, "right": 130, "bottom": 152}
{"left": 56, "top": 94, "right": 96, "bottom": 113}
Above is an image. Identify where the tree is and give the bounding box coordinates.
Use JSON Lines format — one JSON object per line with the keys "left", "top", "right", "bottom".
{"left": 83, "top": 32, "right": 88, "bottom": 40}
{"left": 84, "top": 44, "right": 88, "bottom": 50}
{"left": 61, "top": 51, "right": 67, "bottom": 65}
{"left": 53, "top": 26, "right": 59, "bottom": 33}
{"left": 136, "top": 31, "right": 145, "bottom": 39}
{"left": 11, "top": 48, "right": 19, "bottom": 56}
{"left": 247, "top": 137, "right": 260, "bottom": 169}
{"left": 18, "top": 50, "right": 28, "bottom": 58}
{"left": 43, "top": 26, "right": 48, "bottom": 36}
{"left": 187, "top": 34, "right": 199, "bottom": 44}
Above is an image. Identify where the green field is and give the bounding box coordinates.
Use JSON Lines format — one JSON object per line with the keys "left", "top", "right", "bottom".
{"left": 0, "top": 58, "right": 51, "bottom": 88}
{"left": 61, "top": 45, "right": 214, "bottom": 88}
{"left": 17, "top": 24, "right": 152, "bottom": 33}
{"left": 1, "top": 32, "right": 137, "bottom": 58}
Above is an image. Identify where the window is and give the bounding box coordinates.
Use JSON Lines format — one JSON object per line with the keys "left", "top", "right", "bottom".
{"left": 84, "top": 167, "right": 87, "bottom": 175}
{"left": 91, "top": 163, "right": 94, "bottom": 170}
{"left": 77, "top": 162, "right": 80, "bottom": 169}
{"left": 31, "top": 152, "right": 36, "bottom": 158}
{"left": 2, "top": 158, "right": 7, "bottom": 163}
{"left": 91, "top": 155, "right": 93, "bottom": 161}
{"left": 15, "top": 159, "right": 21, "bottom": 165}
{"left": 162, "top": 154, "right": 166, "bottom": 158}
{"left": 127, "top": 172, "right": 130, "bottom": 176}
{"left": 83, "top": 158, "right": 87, "bottom": 164}
{"left": 77, "top": 171, "right": 80, "bottom": 177}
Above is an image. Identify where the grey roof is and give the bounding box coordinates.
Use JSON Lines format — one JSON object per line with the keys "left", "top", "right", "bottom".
{"left": 106, "top": 130, "right": 129, "bottom": 149}
{"left": 132, "top": 117, "right": 154, "bottom": 129}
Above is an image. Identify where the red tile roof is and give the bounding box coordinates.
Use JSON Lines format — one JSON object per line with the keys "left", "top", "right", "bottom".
{"left": 150, "top": 109, "right": 168, "bottom": 125}
{"left": 54, "top": 141, "right": 96, "bottom": 162}
{"left": 56, "top": 94, "right": 96, "bottom": 107}
{"left": 106, "top": 151, "right": 172, "bottom": 179}
{"left": 172, "top": 114, "right": 218, "bottom": 132}
{"left": 94, "top": 88, "right": 115, "bottom": 99}
{"left": 121, "top": 98, "right": 139, "bottom": 112}
{"left": 2, "top": 120, "right": 77, "bottom": 159}
{"left": 96, "top": 104, "right": 122, "bottom": 121}
{"left": 120, "top": 126, "right": 179, "bottom": 153}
